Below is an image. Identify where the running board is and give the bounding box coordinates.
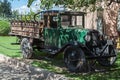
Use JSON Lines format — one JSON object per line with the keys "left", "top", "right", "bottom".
{"left": 86, "top": 55, "right": 116, "bottom": 59}
{"left": 40, "top": 49, "right": 58, "bottom": 55}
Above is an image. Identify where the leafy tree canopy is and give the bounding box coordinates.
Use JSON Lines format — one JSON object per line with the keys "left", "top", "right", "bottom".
{"left": 27, "top": 0, "right": 97, "bottom": 10}
{"left": 0, "top": 0, "right": 12, "bottom": 17}
{"left": 27, "top": 0, "right": 120, "bottom": 11}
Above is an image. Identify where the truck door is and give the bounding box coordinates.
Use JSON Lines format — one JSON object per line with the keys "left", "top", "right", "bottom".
{"left": 43, "top": 15, "right": 59, "bottom": 48}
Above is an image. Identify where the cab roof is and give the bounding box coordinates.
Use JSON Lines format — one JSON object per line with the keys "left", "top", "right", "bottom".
{"left": 41, "top": 10, "right": 86, "bottom": 15}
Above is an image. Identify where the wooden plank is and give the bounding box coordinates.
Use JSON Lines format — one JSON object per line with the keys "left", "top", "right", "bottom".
{"left": 10, "top": 21, "right": 44, "bottom": 39}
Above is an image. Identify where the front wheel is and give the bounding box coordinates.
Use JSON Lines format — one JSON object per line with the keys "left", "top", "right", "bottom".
{"left": 98, "top": 45, "right": 117, "bottom": 66}
{"left": 64, "top": 46, "right": 86, "bottom": 72}
{"left": 21, "top": 38, "right": 33, "bottom": 59}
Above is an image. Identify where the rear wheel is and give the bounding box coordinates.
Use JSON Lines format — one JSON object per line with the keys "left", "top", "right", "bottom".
{"left": 21, "top": 38, "right": 33, "bottom": 59}
{"left": 64, "top": 46, "right": 86, "bottom": 72}
{"left": 98, "top": 45, "right": 117, "bottom": 66}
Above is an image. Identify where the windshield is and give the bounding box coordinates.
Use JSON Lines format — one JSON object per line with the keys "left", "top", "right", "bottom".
{"left": 61, "top": 15, "right": 83, "bottom": 28}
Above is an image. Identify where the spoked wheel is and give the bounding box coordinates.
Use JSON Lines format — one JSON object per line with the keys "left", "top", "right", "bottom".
{"left": 21, "top": 38, "right": 33, "bottom": 59}
{"left": 98, "top": 45, "right": 117, "bottom": 66}
{"left": 64, "top": 46, "right": 86, "bottom": 72}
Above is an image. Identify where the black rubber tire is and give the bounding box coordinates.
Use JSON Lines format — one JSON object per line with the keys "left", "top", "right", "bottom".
{"left": 64, "top": 46, "right": 86, "bottom": 72}
{"left": 98, "top": 45, "right": 117, "bottom": 66}
{"left": 20, "top": 38, "right": 33, "bottom": 59}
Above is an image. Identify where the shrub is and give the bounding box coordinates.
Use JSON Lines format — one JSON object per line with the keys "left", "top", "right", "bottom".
{"left": 0, "top": 20, "right": 10, "bottom": 36}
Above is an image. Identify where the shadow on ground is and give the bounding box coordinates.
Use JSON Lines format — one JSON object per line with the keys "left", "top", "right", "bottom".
{"left": 29, "top": 50, "right": 120, "bottom": 80}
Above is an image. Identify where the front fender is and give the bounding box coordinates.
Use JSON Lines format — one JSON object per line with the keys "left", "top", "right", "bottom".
{"left": 62, "top": 41, "right": 85, "bottom": 52}
{"left": 52, "top": 41, "right": 85, "bottom": 57}
{"left": 68, "top": 41, "right": 85, "bottom": 48}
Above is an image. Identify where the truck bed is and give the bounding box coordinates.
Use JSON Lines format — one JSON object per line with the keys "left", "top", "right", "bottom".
{"left": 9, "top": 21, "right": 41, "bottom": 39}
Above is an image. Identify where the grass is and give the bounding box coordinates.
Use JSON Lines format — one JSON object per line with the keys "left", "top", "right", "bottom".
{"left": 1, "top": 36, "right": 120, "bottom": 80}
{"left": 31, "top": 55, "right": 120, "bottom": 80}
{"left": 0, "top": 36, "right": 21, "bottom": 57}
{"left": 0, "top": 20, "right": 10, "bottom": 36}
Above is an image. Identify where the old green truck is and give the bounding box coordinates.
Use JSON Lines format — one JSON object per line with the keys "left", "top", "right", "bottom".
{"left": 9, "top": 10, "right": 117, "bottom": 72}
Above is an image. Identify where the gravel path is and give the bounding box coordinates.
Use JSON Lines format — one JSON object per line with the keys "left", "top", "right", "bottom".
{"left": 0, "top": 54, "right": 68, "bottom": 80}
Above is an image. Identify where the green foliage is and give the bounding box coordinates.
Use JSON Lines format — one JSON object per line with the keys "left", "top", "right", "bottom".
{"left": 0, "top": 20, "right": 10, "bottom": 36}
{"left": 27, "top": 0, "right": 97, "bottom": 11}
{"left": 27, "top": 0, "right": 36, "bottom": 7}
{"left": 27, "top": 0, "right": 120, "bottom": 11}
{"left": 0, "top": 0, "right": 12, "bottom": 17}
{"left": 11, "top": 8, "right": 36, "bottom": 21}
{"left": 12, "top": 10, "right": 19, "bottom": 18}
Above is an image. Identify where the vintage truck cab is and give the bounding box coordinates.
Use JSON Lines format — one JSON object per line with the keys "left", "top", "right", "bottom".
{"left": 10, "top": 10, "right": 117, "bottom": 72}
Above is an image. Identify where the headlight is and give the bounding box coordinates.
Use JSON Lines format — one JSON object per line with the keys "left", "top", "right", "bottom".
{"left": 85, "top": 34, "right": 91, "bottom": 42}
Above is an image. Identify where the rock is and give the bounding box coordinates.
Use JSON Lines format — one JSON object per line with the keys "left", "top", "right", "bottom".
{"left": 0, "top": 54, "right": 10, "bottom": 62}
{"left": 0, "top": 54, "right": 68, "bottom": 80}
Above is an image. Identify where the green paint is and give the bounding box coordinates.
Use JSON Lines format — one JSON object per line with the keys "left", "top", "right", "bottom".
{"left": 44, "top": 27, "right": 88, "bottom": 48}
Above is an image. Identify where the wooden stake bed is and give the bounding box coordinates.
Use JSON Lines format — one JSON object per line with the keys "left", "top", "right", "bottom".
{"left": 9, "top": 21, "right": 42, "bottom": 39}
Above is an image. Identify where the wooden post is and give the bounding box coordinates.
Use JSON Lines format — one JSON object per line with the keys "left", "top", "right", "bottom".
{"left": 82, "top": 15, "right": 85, "bottom": 28}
